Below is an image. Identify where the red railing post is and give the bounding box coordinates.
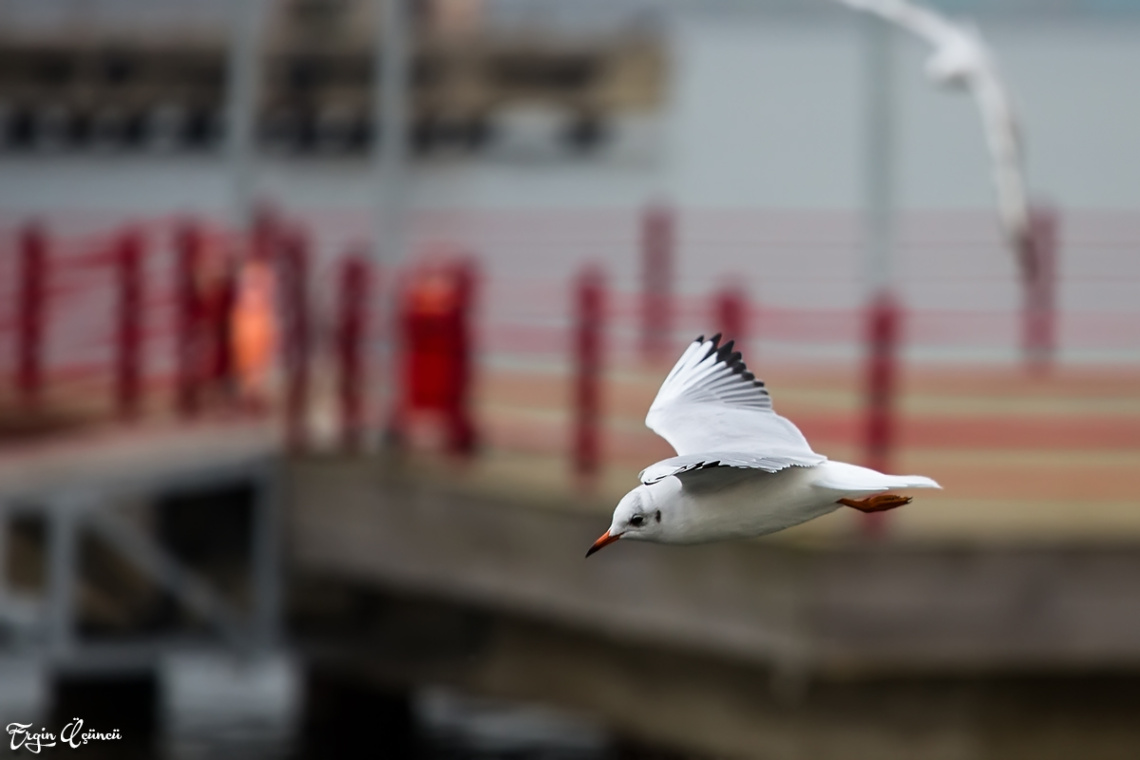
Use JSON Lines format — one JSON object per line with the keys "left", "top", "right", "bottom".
{"left": 337, "top": 253, "right": 370, "bottom": 452}
{"left": 281, "top": 229, "right": 310, "bottom": 450}
{"left": 115, "top": 229, "right": 143, "bottom": 420}
{"left": 1021, "top": 207, "right": 1057, "bottom": 374}
{"left": 641, "top": 205, "right": 673, "bottom": 362}
{"left": 447, "top": 259, "right": 477, "bottom": 456}
{"left": 573, "top": 266, "right": 605, "bottom": 481}
{"left": 252, "top": 203, "right": 280, "bottom": 264}
{"left": 715, "top": 285, "right": 748, "bottom": 348}
{"left": 175, "top": 222, "right": 202, "bottom": 418}
{"left": 16, "top": 224, "right": 47, "bottom": 407}
{"left": 199, "top": 244, "right": 236, "bottom": 400}
{"left": 862, "top": 290, "right": 901, "bottom": 537}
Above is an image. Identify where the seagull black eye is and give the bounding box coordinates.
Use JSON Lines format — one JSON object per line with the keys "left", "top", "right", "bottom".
{"left": 629, "top": 515, "right": 645, "bottom": 527}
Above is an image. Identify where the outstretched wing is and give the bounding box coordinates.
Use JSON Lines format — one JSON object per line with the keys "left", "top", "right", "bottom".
{"left": 833, "top": 0, "right": 1030, "bottom": 271}
{"left": 834, "top": 0, "right": 963, "bottom": 50}
{"left": 644, "top": 335, "right": 825, "bottom": 473}
{"left": 639, "top": 451, "right": 819, "bottom": 486}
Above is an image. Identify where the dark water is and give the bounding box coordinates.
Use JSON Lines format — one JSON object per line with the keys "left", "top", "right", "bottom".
{"left": 1, "top": 654, "right": 624, "bottom": 759}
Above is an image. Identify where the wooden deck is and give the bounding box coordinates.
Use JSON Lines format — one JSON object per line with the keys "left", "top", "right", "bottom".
{"left": 473, "top": 362, "right": 1140, "bottom": 543}
{"left": 4, "top": 359, "right": 1138, "bottom": 543}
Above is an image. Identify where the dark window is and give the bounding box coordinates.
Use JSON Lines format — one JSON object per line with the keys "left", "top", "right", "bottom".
{"left": 102, "top": 53, "right": 136, "bottom": 86}
{"left": 30, "top": 52, "right": 75, "bottom": 87}
{"left": 489, "top": 55, "right": 598, "bottom": 92}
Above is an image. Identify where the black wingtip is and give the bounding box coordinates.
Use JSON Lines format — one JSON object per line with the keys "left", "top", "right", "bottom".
{"left": 702, "top": 333, "right": 722, "bottom": 361}
{"left": 671, "top": 330, "right": 773, "bottom": 411}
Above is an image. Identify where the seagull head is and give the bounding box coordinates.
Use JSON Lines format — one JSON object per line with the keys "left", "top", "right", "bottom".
{"left": 924, "top": 28, "right": 987, "bottom": 88}
{"left": 585, "top": 485, "right": 665, "bottom": 557}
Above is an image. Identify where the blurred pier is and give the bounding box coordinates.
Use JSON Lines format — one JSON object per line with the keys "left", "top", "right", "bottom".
{"left": 291, "top": 454, "right": 1140, "bottom": 758}
{"left": 1, "top": 207, "right": 1139, "bottom": 757}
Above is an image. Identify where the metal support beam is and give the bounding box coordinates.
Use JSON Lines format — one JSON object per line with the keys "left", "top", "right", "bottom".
{"left": 84, "top": 509, "right": 246, "bottom": 646}
{"left": 373, "top": 0, "right": 412, "bottom": 433}
{"left": 250, "top": 462, "right": 283, "bottom": 648}
{"left": 375, "top": 0, "right": 411, "bottom": 272}
{"left": 860, "top": 16, "right": 900, "bottom": 539}
{"left": 863, "top": 16, "right": 897, "bottom": 295}
{"left": 47, "top": 494, "right": 80, "bottom": 657}
{"left": 0, "top": 498, "right": 8, "bottom": 599}
{"left": 226, "top": 0, "right": 266, "bottom": 228}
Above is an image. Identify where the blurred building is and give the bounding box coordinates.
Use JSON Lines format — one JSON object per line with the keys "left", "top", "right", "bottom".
{"left": 0, "top": 0, "right": 1137, "bottom": 209}
{"left": 3, "top": 0, "right": 1138, "bottom": 365}
{"left": 0, "top": 0, "right": 665, "bottom": 156}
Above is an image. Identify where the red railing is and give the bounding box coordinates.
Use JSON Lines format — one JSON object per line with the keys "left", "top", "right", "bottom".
{"left": 2, "top": 206, "right": 1138, "bottom": 493}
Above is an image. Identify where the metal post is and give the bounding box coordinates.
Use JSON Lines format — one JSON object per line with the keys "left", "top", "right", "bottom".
{"left": 0, "top": 499, "right": 8, "bottom": 600}
{"left": 573, "top": 267, "right": 604, "bottom": 481}
{"left": 48, "top": 495, "right": 80, "bottom": 657}
{"left": 376, "top": 7, "right": 411, "bottom": 295}
{"left": 17, "top": 224, "right": 47, "bottom": 407}
{"left": 116, "top": 229, "right": 143, "bottom": 420}
{"left": 863, "top": 17, "right": 897, "bottom": 297}
{"left": 372, "top": 0, "right": 412, "bottom": 445}
{"left": 641, "top": 205, "right": 673, "bottom": 362}
{"left": 376, "top": 0, "right": 410, "bottom": 264}
{"left": 226, "top": 0, "right": 266, "bottom": 228}
{"left": 1021, "top": 207, "right": 1057, "bottom": 374}
{"left": 861, "top": 17, "right": 899, "bottom": 538}
{"left": 251, "top": 461, "right": 282, "bottom": 649}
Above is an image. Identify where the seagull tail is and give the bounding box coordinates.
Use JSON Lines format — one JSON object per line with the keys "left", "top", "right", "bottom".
{"left": 814, "top": 462, "right": 941, "bottom": 494}
{"left": 882, "top": 474, "right": 942, "bottom": 490}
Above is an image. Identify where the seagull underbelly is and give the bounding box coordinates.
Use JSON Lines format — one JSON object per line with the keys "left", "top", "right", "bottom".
{"left": 674, "top": 466, "right": 840, "bottom": 543}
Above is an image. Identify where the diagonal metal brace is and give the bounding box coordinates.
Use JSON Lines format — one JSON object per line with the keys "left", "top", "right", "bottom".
{"left": 83, "top": 508, "right": 248, "bottom": 647}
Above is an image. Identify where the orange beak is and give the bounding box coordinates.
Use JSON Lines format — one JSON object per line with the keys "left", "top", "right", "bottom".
{"left": 585, "top": 530, "right": 622, "bottom": 558}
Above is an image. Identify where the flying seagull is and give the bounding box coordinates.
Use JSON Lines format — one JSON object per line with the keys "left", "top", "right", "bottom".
{"left": 834, "top": 0, "right": 1033, "bottom": 275}
{"left": 586, "top": 335, "right": 939, "bottom": 556}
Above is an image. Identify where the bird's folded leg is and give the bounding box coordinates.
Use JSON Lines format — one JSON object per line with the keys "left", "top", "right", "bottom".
{"left": 837, "top": 494, "right": 913, "bottom": 513}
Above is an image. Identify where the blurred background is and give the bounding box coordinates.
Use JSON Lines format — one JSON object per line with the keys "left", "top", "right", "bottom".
{"left": 1, "top": 0, "right": 1139, "bottom": 758}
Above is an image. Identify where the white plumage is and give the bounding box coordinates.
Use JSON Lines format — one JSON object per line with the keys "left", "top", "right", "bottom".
{"left": 833, "top": 0, "right": 1031, "bottom": 272}
{"left": 587, "top": 335, "right": 940, "bottom": 555}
